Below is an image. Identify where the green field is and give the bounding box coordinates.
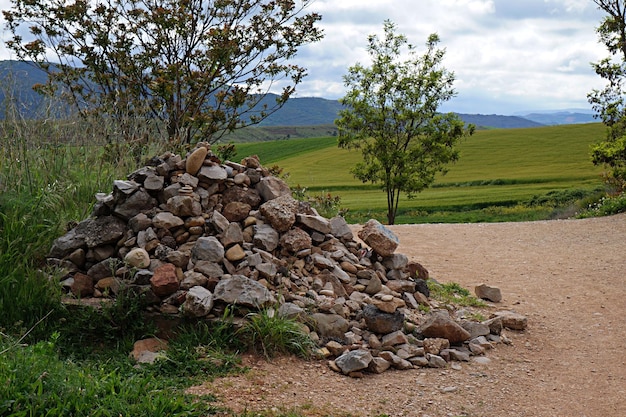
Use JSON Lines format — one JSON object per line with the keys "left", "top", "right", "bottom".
{"left": 235, "top": 123, "right": 608, "bottom": 222}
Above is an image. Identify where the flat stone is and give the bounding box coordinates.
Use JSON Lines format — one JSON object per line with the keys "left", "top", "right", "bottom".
{"left": 420, "top": 310, "right": 471, "bottom": 343}
{"left": 213, "top": 275, "right": 275, "bottom": 308}
{"left": 475, "top": 283, "right": 502, "bottom": 302}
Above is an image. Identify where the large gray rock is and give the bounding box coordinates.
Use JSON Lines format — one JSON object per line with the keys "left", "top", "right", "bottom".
{"left": 297, "top": 214, "right": 331, "bottom": 234}
{"left": 310, "top": 312, "right": 350, "bottom": 340}
{"left": 330, "top": 216, "right": 353, "bottom": 240}
{"left": 49, "top": 216, "right": 128, "bottom": 258}
{"left": 335, "top": 349, "right": 373, "bottom": 374}
{"left": 253, "top": 224, "right": 279, "bottom": 252}
{"left": 197, "top": 164, "right": 227, "bottom": 182}
{"left": 256, "top": 176, "right": 291, "bottom": 201}
{"left": 114, "top": 189, "right": 157, "bottom": 220}
{"left": 191, "top": 236, "right": 224, "bottom": 263}
{"left": 213, "top": 275, "right": 275, "bottom": 308}
{"left": 358, "top": 219, "right": 399, "bottom": 257}
{"left": 181, "top": 286, "right": 214, "bottom": 317}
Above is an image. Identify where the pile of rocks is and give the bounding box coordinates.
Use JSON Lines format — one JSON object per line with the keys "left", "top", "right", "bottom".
{"left": 47, "top": 143, "right": 527, "bottom": 376}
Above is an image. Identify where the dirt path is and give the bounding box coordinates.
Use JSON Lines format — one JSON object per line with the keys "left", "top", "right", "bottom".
{"left": 192, "top": 214, "right": 626, "bottom": 417}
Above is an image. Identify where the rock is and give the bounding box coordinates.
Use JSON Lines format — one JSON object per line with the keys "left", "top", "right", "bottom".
{"left": 460, "top": 320, "right": 491, "bottom": 339}
{"left": 335, "top": 349, "right": 373, "bottom": 374}
{"left": 358, "top": 219, "right": 399, "bottom": 257}
{"left": 211, "top": 210, "right": 230, "bottom": 234}
{"left": 124, "top": 248, "right": 151, "bottom": 269}
{"left": 167, "top": 195, "right": 200, "bottom": 217}
{"left": 130, "top": 338, "right": 168, "bottom": 364}
{"left": 213, "top": 275, "right": 275, "bottom": 308}
{"left": 423, "top": 338, "right": 450, "bottom": 355}
{"left": 70, "top": 272, "right": 94, "bottom": 298}
{"left": 382, "top": 253, "right": 408, "bottom": 270}
{"left": 407, "top": 262, "right": 429, "bottom": 280}
{"left": 475, "top": 283, "right": 502, "bottom": 302}
{"left": 223, "top": 201, "right": 251, "bottom": 222}
{"left": 297, "top": 214, "right": 331, "bottom": 234}
{"left": 186, "top": 146, "right": 208, "bottom": 175}
{"left": 114, "top": 189, "right": 156, "bottom": 220}
{"left": 259, "top": 194, "right": 299, "bottom": 232}
{"left": 129, "top": 213, "right": 152, "bottom": 233}
{"left": 280, "top": 228, "right": 312, "bottom": 252}
{"left": 368, "top": 357, "right": 392, "bottom": 374}
{"left": 310, "top": 313, "right": 350, "bottom": 340}
{"left": 221, "top": 223, "right": 244, "bottom": 247}
{"left": 427, "top": 354, "right": 447, "bottom": 368}
{"left": 143, "top": 174, "right": 165, "bottom": 193}
{"left": 194, "top": 261, "right": 224, "bottom": 278}
{"left": 49, "top": 216, "right": 128, "bottom": 258}
{"left": 222, "top": 186, "right": 262, "bottom": 208}
{"left": 153, "top": 212, "right": 184, "bottom": 230}
{"left": 256, "top": 176, "right": 291, "bottom": 201}
{"left": 191, "top": 236, "right": 224, "bottom": 263}
{"left": 225, "top": 244, "right": 246, "bottom": 262}
{"left": 150, "top": 263, "right": 180, "bottom": 297}
{"left": 329, "top": 216, "right": 353, "bottom": 240}
{"left": 386, "top": 279, "right": 416, "bottom": 293}
{"left": 493, "top": 311, "right": 528, "bottom": 330}
{"left": 180, "top": 271, "right": 208, "bottom": 290}
{"left": 197, "top": 164, "right": 227, "bottom": 182}
{"left": 420, "top": 310, "right": 472, "bottom": 343}
{"left": 372, "top": 295, "right": 405, "bottom": 313}
{"left": 362, "top": 304, "right": 404, "bottom": 334}
{"left": 378, "top": 351, "right": 413, "bottom": 370}
{"left": 253, "top": 224, "right": 280, "bottom": 252}
{"left": 382, "top": 330, "right": 409, "bottom": 347}
{"left": 181, "top": 286, "right": 214, "bottom": 317}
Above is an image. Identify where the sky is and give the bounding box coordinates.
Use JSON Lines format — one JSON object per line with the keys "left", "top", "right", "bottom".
{"left": 0, "top": 0, "right": 610, "bottom": 116}
{"left": 286, "top": 0, "right": 609, "bottom": 115}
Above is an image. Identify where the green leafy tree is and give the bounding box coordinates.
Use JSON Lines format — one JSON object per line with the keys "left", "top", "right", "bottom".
{"left": 588, "top": 0, "right": 626, "bottom": 191}
{"left": 3, "top": 0, "right": 323, "bottom": 144}
{"left": 335, "top": 20, "right": 474, "bottom": 225}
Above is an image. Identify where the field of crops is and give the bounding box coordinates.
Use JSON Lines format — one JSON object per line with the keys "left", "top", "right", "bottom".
{"left": 234, "top": 123, "right": 607, "bottom": 222}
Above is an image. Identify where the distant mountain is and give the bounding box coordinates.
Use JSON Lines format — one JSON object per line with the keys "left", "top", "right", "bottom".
{"left": 258, "top": 97, "right": 545, "bottom": 129}
{"left": 453, "top": 113, "right": 543, "bottom": 129}
{"left": 521, "top": 111, "right": 597, "bottom": 125}
{"left": 0, "top": 60, "right": 593, "bottom": 129}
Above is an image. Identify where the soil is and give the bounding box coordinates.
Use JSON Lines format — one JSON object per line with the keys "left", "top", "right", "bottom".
{"left": 189, "top": 213, "right": 626, "bottom": 417}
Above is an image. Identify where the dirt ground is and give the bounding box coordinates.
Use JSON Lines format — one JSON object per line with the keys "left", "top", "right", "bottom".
{"left": 189, "top": 213, "right": 626, "bottom": 417}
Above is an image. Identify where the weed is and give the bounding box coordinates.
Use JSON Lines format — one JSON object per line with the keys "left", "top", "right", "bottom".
{"left": 427, "top": 280, "right": 487, "bottom": 308}
{"left": 237, "top": 307, "right": 316, "bottom": 359}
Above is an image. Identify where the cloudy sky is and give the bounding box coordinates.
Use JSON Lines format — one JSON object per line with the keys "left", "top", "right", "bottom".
{"left": 289, "top": 0, "right": 608, "bottom": 115}
{"left": 0, "top": 0, "right": 609, "bottom": 115}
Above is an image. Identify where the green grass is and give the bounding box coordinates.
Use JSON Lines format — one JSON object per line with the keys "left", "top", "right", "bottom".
{"left": 233, "top": 123, "right": 609, "bottom": 222}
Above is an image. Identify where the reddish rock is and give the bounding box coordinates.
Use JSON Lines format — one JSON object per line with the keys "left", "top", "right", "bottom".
{"left": 70, "top": 272, "right": 94, "bottom": 298}
{"left": 150, "top": 263, "right": 180, "bottom": 297}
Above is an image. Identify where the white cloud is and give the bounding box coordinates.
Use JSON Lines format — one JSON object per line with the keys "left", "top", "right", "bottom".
{"left": 0, "top": 0, "right": 611, "bottom": 114}
{"left": 290, "top": 0, "right": 609, "bottom": 114}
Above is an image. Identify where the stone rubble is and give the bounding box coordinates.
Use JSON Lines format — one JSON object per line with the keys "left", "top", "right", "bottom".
{"left": 47, "top": 142, "right": 528, "bottom": 376}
